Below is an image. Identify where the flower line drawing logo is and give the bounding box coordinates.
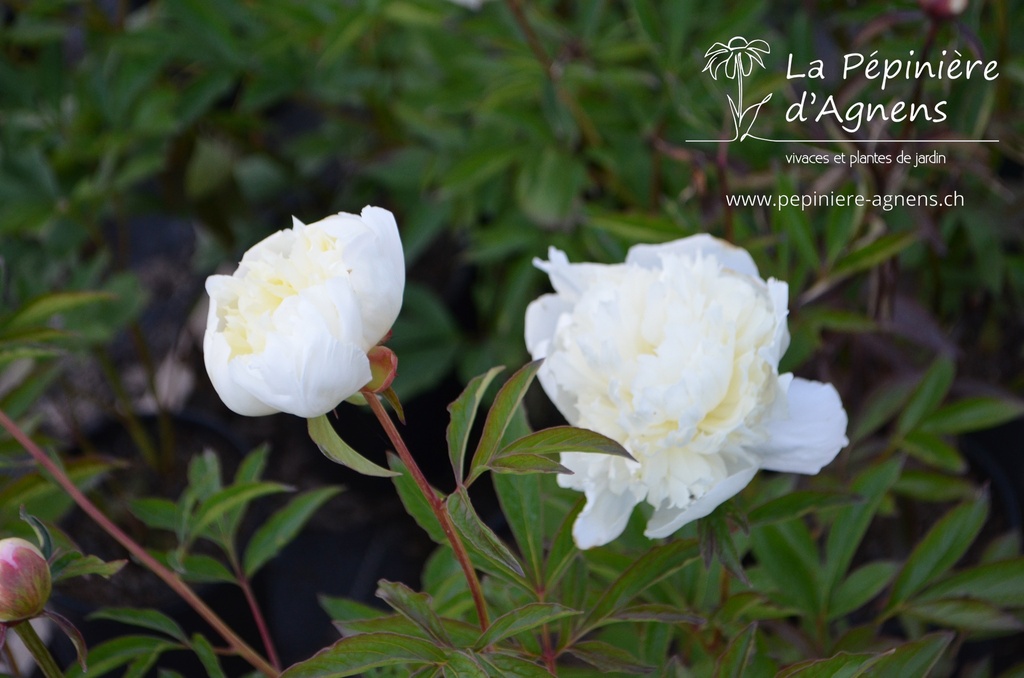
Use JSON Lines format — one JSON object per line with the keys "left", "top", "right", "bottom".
{"left": 701, "top": 36, "right": 773, "bottom": 142}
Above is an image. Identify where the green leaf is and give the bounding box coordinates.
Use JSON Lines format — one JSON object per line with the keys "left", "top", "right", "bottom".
{"left": 468, "top": 361, "right": 542, "bottom": 481}
{"left": 64, "top": 636, "right": 180, "bottom": 678}
{"left": 903, "top": 598, "right": 1024, "bottom": 633}
{"left": 609, "top": 603, "right": 702, "bottom": 625}
{"left": 190, "top": 481, "right": 290, "bottom": 542}
{"left": 918, "top": 558, "right": 1024, "bottom": 607}
{"left": 474, "top": 603, "right": 580, "bottom": 649}
{"left": 389, "top": 453, "right": 447, "bottom": 544}
{"left": 580, "top": 539, "right": 698, "bottom": 633}
{"left": 896, "top": 356, "right": 955, "bottom": 436}
{"left": 829, "top": 561, "right": 898, "bottom": 619}
{"left": 477, "top": 653, "right": 554, "bottom": 677}
{"left": 438, "top": 651, "right": 490, "bottom": 677}
{"left": 849, "top": 377, "right": 917, "bottom": 444}
{"left": 831, "top": 231, "right": 917, "bottom": 279}
{"left": 446, "top": 488, "right": 526, "bottom": 581}
{"left": 308, "top": 415, "right": 398, "bottom": 477}
{"left": 491, "top": 412, "right": 545, "bottom": 584}
{"left": 129, "top": 498, "right": 179, "bottom": 532}
{"left": 748, "top": 490, "right": 861, "bottom": 526}
{"left": 88, "top": 608, "right": 188, "bottom": 644}
{"left": 18, "top": 508, "right": 52, "bottom": 559}
{"left": 494, "top": 426, "right": 632, "bottom": 461}
{"left": 3, "top": 291, "right": 115, "bottom": 331}
{"left": 920, "top": 397, "right": 1024, "bottom": 435}
{"left": 447, "top": 366, "right": 505, "bottom": 483}
{"left": 777, "top": 651, "right": 887, "bottom": 677}
{"left": 319, "top": 596, "right": 387, "bottom": 624}
{"left": 892, "top": 471, "right": 974, "bottom": 502}
{"left": 866, "top": 632, "right": 953, "bottom": 677}
{"left": 50, "top": 552, "right": 126, "bottom": 583}
{"left": 377, "top": 580, "right": 451, "bottom": 646}
{"left": 565, "top": 640, "right": 654, "bottom": 675}
{"left": 716, "top": 623, "right": 758, "bottom": 678}
{"left": 749, "top": 519, "right": 821, "bottom": 615}
{"left": 244, "top": 486, "right": 342, "bottom": 576}
{"left": 280, "top": 632, "right": 446, "bottom": 677}
{"left": 46, "top": 609, "right": 88, "bottom": 672}
{"left": 190, "top": 634, "right": 227, "bottom": 678}
{"left": 487, "top": 453, "right": 573, "bottom": 476}
{"left": 152, "top": 552, "right": 235, "bottom": 585}
{"left": 888, "top": 490, "right": 989, "bottom": 610}
{"left": 899, "top": 431, "right": 965, "bottom": 473}
{"left": 824, "top": 458, "right": 903, "bottom": 590}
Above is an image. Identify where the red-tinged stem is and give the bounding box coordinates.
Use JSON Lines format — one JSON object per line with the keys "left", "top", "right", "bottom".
{"left": 363, "top": 392, "right": 491, "bottom": 630}
{"left": 0, "top": 409, "right": 279, "bottom": 678}
{"left": 237, "top": 568, "right": 281, "bottom": 672}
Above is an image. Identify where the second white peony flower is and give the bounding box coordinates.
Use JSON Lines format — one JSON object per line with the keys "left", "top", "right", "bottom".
{"left": 204, "top": 206, "right": 404, "bottom": 419}
{"left": 525, "top": 235, "right": 848, "bottom": 549}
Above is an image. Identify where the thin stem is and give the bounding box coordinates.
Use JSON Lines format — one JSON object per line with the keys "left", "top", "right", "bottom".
{"left": 363, "top": 393, "right": 491, "bottom": 630}
{"left": 0, "top": 410, "right": 279, "bottom": 678}
{"left": 234, "top": 561, "right": 281, "bottom": 672}
{"left": 12, "top": 622, "right": 61, "bottom": 678}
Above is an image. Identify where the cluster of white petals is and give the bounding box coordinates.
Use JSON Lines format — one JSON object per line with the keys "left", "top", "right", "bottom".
{"left": 525, "top": 235, "right": 848, "bottom": 549}
{"left": 204, "top": 206, "right": 404, "bottom": 419}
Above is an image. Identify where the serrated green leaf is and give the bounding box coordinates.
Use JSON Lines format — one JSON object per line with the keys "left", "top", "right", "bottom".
{"left": 308, "top": 415, "right": 398, "bottom": 477}
{"left": 389, "top": 453, "right": 447, "bottom": 544}
{"left": 565, "top": 640, "right": 654, "bottom": 674}
{"left": 896, "top": 356, "right": 955, "bottom": 436}
{"left": 867, "top": 632, "right": 952, "bottom": 677}
{"left": 280, "top": 632, "right": 446, "bottom": 677}
{"left": 244, "top": 486, "right": 341, "bottom": 576}
{"left": 920, "top": 397, "right": 1024, "bottom": 435}
{"left": 829, "top": 561, "right": 898, "bottom": 619}
{"left": 447, "top": 367, "right": 504, "bottom": 483}
{"left": 748, "top": 490, "right": 861, "bottom": 526}
{"left": 474, "top": 603, "right": 580, "bottom": 649}
{"left": 468, "top": 361, "right": 542, "bottom": 481}
{"left": 580, "top": 539, "right": 698, "bottom": 633}
{"left": 888, "top": 490, "right": 989, "bottom": 610}
{"left": 487, "top": 453, "right": 573, "bottom": 475}
{"left": 446, "top": 488, "right": 526, "bottom": 581}
{"left": 89, "top": 608, "right": 188, "bottom": 644}
{"left": 377, "top": 580, "right": 451, "bottom": 646}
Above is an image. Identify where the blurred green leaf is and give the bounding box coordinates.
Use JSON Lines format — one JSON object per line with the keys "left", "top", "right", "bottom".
{"left": 190, "top": 480, "right": 290, "bottom": 544}
{"left": 748, "top": 490, "right": 861, "bottom": 526}
{"left": 896, "top": 356, "right": 955, "bottom": 436}
{"left": 903, "top": 598, "right": 1023, "bottom": 633}
{"left": 280, "top": 632, "right": 445, "bottom": 677}
{"left": 565, "top": 640, "right": 654, "bottom": 675}
{"left": 243, "top": 485, "right": 342, "bottom": 577}
{"left": 308, "top": 415, "right": 398, "bottom": 478}
{"left": 89, "top": 608, "right": 188, "bottom": 645}
{"left": 867, "top": 633, "right": 953, "bottom": 678}
{"left": 50, "top": 552, "right": 126, "bottom": 583}
{"left": 190, "top": 634, "right": 227, "bottom": 678}
{"left": 899, "top": 431, "right": 965, "bottom": 473}
{"left": 777, "top": 651, "right": 886, "bottom": 677}
{"left": 829, "top": 561, "right": 898, "bottom": 620}
{"left": 716, "top": 622, "right": 759, "bottom": 678}
{"left": 474, "top": 603, "right": 579, "bottom": 649}
{"left": 918, "top": 558, "right": 1024, "bottom": 608}
{"left": 389, "top": 452, "right": 446, "bottom": 545}
{"left": 920, "top": 397, "right": 1024, "bottom": 435}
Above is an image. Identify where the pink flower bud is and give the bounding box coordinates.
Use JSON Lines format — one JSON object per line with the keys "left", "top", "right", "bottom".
{"left": 0, "top": 538, "right": 51, "bottom": 623}
{"left": 919, "top": 0, "right": 968, "bottom": 18}
{"left": 365, "top": 345, "right": 398, "bottom": 393}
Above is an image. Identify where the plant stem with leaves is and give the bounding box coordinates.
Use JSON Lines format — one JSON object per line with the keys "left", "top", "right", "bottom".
{"left": 0, "top": 409, "right": 280, "bottom": 678}
{"left": 363, "top": 392, "right": 491, "bottom": 630}
{"left": 12, "top": 622, "right": 61, "bottom": 678}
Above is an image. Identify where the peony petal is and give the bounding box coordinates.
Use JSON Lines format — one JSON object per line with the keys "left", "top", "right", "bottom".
{"left": 626, "top": 234, "right": 760, "bottom": 277}
{"left": 756, "top": 377, "right": 849, "bottom": 474}
{"left": 534, "top": 248, "right": 614, "bottom": 302}
{"left": 572, "top": 487, "right": 641, "bottom": 550}
{"left": 202, "top": 290, "right": 278, "bottom": 417}
{"left": 524, "top": 293, "right": 573, "bottom": 360}
{"left": 643, "top": 454, "right": 758, "bottom": 538}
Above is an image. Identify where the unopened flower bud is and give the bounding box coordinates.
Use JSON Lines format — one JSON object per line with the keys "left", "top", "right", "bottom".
{"left": 365, "top": 345, "right": 398, "bottom": 393}
{"left": 919, "top": 0, "right": 968, "bottom": 19}
{"left": 0, "top": 538, "right": 51, "bottom": 622}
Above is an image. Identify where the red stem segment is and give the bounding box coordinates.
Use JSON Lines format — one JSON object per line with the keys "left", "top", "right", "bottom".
{"left": 237, "top": 568, "right": 281, "bottom": 671}
{"left": 0, "top": 409, "right": 279, "bottom": 678}
{"left": 363, "top": 393, "right": 491, "bottom": 630}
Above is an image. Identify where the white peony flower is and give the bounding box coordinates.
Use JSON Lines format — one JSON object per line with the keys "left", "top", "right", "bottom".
{"left": 525, "top": 235, "right": 848, "bottom": 549}
{"left": 204, "top": 206, "right": 404, "bottom": 419}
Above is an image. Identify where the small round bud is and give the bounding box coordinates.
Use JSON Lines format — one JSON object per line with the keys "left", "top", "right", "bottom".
{"left": 364, "top": 345, "right": 398, "bottom": 394}
{"left": 0, "top": 538, "right": 52, "bottom": 623}
{"left": 919, "top": 0, "right": 968, "bottom": 19}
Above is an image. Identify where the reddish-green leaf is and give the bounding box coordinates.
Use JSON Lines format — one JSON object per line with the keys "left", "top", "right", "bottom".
{"left": 280, "top": 632, "right": 446, "bottom": 677}
{"left": 474, "top": 603, "right": 579, "bottom": 649}
{"left": 468, "top": 361, "right": 542, "bottom": 479}
{"left": 377, "top": 580, "right": 451, "bottom": 646}
{"left": 447, "top": 366, "right": 504, "bottom": 483}
{"left": 446, "top": 488, "right": 525, "bottom": 581}
{"left": 487, "top": 453, "right": 573, "bottom": 476}
{"left": 565, "top": 640, "right": 654, "bottom": 674}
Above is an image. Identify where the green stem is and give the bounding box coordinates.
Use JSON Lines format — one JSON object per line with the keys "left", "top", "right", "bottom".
{"left": 12, "top": 622, "right": 61, "bottom": 678}
{"left": 0, "top": 409, "right": 279, "bottom": 678}
{"left": 363, "top": 393, "right": 491, "bottom": 630}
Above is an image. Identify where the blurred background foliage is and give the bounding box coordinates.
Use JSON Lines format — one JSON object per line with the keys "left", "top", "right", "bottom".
{"left": 2, "top": 0, "right": 1024, "bottom": 673}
